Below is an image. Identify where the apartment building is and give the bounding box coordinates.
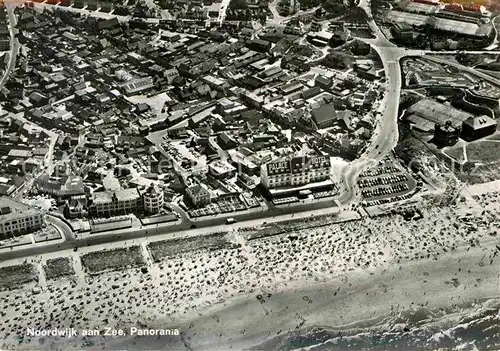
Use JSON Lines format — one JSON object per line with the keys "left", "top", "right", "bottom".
{"left": 0, "top": 197, "right": 44, "bottom": 239}
{"left": 89, "top": 188, "right": 143, "bottom": 217}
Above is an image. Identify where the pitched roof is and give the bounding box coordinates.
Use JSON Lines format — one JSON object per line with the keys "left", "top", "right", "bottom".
{"left": 187, "top": 184, "right": 209, "bottom": 198}
{"left": 311, "top": 103, "right": 337, "bottom": 125}
{"left": 462, "top": 116, "right": 497, "bottom": 130}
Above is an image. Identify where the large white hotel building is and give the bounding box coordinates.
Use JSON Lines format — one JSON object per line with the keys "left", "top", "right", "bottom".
{"left": 261, "top": 154, "right": 332, "bottom": 190}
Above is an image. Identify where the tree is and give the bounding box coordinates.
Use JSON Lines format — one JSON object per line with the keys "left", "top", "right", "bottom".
{"left": 229, "top": 0, "right": 248, "bottom": 10}
{"left": 322, "top": 0, "right": 347, "bottom": 16}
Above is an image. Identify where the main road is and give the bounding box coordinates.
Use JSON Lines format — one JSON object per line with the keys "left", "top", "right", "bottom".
{"left": 0, "top": 4, "right": 19, "bottom": 89}
{"left": 337, "top": 0, "right": 402, "bottom": 204}
{"left": 0, "top": 198, "right": 345, "bottom": 261}
{"left": 335, "top": 0, "right": 500, "bottom": 204}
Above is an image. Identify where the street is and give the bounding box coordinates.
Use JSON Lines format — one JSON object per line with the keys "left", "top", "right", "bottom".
{"left": 0, "top": 198, "right": 342, "bottom": 261}
{"left": 0, "top": 4, "right": 19, "bottom": 90}
{"left": 337, "top": 0, "right": 402, "bottom": 204}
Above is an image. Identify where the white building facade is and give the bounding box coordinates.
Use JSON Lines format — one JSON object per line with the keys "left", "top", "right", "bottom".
{"left": 142, "top": 185, "right": 164, "bottom": 214}
{"left": 261, "top": 154, "right": 331, "bottom": 189}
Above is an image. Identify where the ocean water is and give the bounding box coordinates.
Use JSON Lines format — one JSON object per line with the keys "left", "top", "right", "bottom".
{"left": 253, "top": 299, "right": 500, "bottom": 351}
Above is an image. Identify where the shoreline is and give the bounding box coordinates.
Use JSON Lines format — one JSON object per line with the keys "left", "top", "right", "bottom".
{"left": 110, "top": 241, "right": 500, "bottom": 350}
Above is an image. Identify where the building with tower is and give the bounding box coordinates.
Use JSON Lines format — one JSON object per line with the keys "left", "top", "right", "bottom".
{"left": 434, "top": 121, "right": 460, "bottom": 146}
{"left": 141, "top": 184, "right": 164, "bottom": 215}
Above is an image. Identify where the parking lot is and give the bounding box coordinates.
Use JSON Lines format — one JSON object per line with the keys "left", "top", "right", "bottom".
{"left": 364, "top": 190, "right": 418, "bottom": 207}
{"left": 358, "top": 164, "right": 417, "bottom": 202}
{"left": 359, "top": 174, "right": 408, "bottom": 189}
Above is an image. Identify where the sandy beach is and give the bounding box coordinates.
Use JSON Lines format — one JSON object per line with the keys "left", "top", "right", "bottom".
{"left": 0, "top": 187, "right": 499, "bottom": 350}
{"left": 165, "top": 244, "right": 500, "bottom": 350}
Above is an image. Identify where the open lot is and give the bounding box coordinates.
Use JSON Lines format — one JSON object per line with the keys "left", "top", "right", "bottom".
{"left": 0, "top": 264, "right": 37, "bottom": 290}
{"left": 43, "top": 257, "right": 75, "bottom": 280}
{"left": 148, "top": 232, "right": 239, "bottom": 262}
{"left": 81, "top": 247, "right": 145, "bottom": 275}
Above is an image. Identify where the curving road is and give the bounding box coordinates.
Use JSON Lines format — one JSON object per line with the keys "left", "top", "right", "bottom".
{"left": 336, "top": 0, "right": 402, "bottom": 204}
{"left": 217, "top": 0, "right": 231, "bottom": 26}
{"left": 0, "top": 4, "right": 19, "bottom": 89}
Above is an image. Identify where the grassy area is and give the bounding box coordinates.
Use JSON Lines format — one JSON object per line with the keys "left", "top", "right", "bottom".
{"left": 44, "top": 257, "right": 75, "bottom": 280}
{"left": 81, "top": 247, "right": 145, "bottom": 274}
{"left": 466, "top": 141, "right": 500, "bottom": 164}
{"left": 0, "top": 264, "right": 37, "bottom": 289}
{"left": 148, "top": 232, "right": 239, "bottom": 262}
{"left": 455, "top": 161, "right": 500, "bottom": 184}
{"left": 444, "top": 146, "right": 465, "bottom": 163}
{"left": 487, "top": 133, "right": 500, "bottom": 141}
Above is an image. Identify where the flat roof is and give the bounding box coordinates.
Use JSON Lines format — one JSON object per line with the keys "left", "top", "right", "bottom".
{"left": 387, "top": 10, "right": 490, "bottom": 36}
{"left": 115, "top": 188, "right": 140, "bottom": 201}
{"left": 407, "top": 99, "right": 472, "bottom": 127}
{"left": 0, "top": 197, "right": 41, "bottom": 223}
{"left": 7, "top": 149, "right": 32, "bottom": 158}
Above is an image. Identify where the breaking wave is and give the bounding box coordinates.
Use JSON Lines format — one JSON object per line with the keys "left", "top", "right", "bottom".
{"left": 252, "top": 298, "right": 500, "bottom": 351}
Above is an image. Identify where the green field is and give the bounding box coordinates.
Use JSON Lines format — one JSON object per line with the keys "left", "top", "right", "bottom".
{"left": 466, "top": 141, "right": 500, "bottom": 164}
